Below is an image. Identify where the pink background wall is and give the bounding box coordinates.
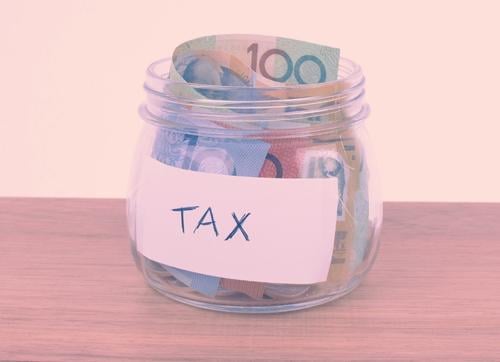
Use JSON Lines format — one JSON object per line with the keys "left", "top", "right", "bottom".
{"left": 0, "top": 0, "right": 498, "bottom": 201}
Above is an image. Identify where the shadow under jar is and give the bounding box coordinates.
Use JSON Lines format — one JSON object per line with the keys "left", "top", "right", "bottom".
{"left": 127, "top": 57, "right": 382, "bottom": 313}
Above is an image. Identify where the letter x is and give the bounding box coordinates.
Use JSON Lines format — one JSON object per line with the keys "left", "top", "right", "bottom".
{"left": 225, "top": 212, "right": 251, "bottom": 241}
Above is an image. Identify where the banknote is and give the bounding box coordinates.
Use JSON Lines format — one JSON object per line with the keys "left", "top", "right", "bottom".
{"left": 296, "top": 133, "right": 365, "bottom": 282}
{"left": 259, "top": 137, "right": 313, "bottom": 178}
{"left": 152, "top": 128, "right": 270, "bottom": 176}
{"left": 162, "top": 265, "right": 221, "bottom": 297}
{"left": 164, "top": 35, "right": 344, "bottom": 129}
{"left": 315, "top": 130, "right": 373, "bottom": 272}
{"left": 220, "top": 278, "right": 265, "bottom": 300}
{"left": 150, "top": 128, "right": 270, "bottom": 296}
{"left": 170, "top": 34, "right": 340, "bottom": 87}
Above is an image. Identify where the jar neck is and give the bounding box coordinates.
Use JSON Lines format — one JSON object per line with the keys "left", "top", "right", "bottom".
{"left": 141, "top": 58, "right": 369, "bottom": 137}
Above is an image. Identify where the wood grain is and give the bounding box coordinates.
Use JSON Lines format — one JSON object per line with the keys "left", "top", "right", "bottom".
{"left": 1, "top": 198, "right": 499, "bottom": 361}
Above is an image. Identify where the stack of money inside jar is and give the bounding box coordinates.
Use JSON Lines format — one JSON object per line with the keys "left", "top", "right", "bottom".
{"left": 136, "top": 34, "right": 374, "bottom": 302}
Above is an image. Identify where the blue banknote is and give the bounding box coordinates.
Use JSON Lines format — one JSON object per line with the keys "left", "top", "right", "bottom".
{"left": 152, "top": 129, "right": 270, "bottom": 176}
{"left": 162, "top": 265, "right": 221, "bottom": 297}
{"left": 149, "top": 128, "right": 270, "bottom": 296}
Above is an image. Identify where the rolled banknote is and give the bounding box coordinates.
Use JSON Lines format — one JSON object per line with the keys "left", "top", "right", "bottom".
{"left": 170, "top": 34, "right": 340, "bottom": 87}
{"left": 297, "top": 138, "right": 359, "bottom": 283}
{"left": 149, "top": 128, "right": 270, "bottom": 297}
{"left": 312, "top": 129, "right": 374, "bottom": 274}
{"left": 164, "top": 34, "right": 345, "bottom": 129}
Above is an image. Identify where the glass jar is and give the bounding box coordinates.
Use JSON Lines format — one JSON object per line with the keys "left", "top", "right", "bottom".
{"left": 127, "top": 57, "right": 382, "bottom": 313}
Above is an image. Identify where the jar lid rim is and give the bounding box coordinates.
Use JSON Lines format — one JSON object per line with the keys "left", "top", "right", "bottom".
{"left": 146, "top": 57, "right": 363, "bottom": 92}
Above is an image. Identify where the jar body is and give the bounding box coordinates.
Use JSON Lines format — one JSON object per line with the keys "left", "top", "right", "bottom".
{"left": 127, "top": 118, "right": 382, "bottom": 313}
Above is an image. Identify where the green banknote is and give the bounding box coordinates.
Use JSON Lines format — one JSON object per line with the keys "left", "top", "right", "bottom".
{"left": 170, "top": 34, "right": 340, "bottom": 87}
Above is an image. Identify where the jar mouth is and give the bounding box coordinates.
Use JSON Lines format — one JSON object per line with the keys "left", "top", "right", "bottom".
{"left": 146, "top": 57, "right": 362, "bottom": 93}
{"left": 141, "top": 57, "right": 369, "bottom": 136}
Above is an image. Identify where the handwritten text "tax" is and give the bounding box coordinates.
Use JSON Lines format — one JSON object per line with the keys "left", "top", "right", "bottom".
{"left": 171, "top": 206, "right": 251, "bottom": 241}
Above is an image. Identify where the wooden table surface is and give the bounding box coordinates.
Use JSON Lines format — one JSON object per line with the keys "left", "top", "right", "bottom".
{"left": 1, "top": 198, "right": 499, "bottom": 361}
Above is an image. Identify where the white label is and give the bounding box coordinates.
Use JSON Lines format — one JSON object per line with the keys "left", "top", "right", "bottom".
{"left": 136, "top": 157, "right": 338, "bottom": 284}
